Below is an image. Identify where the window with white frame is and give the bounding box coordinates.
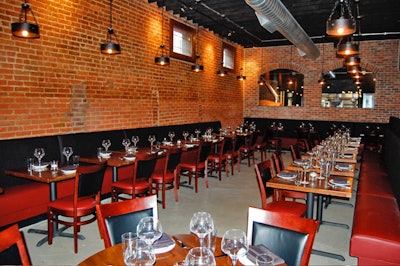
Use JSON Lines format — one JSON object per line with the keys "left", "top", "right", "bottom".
{"left": 170, "top": 20, "right": 195, "bottom": 62}
{"left": 223, "top": 43, "right": 235, "bottom": 70}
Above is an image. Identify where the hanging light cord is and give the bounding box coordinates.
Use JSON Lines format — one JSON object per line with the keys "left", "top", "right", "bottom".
{"left": 109, "top": 0, "right": 113, "bottom": 29}
{"left": 327, "top": 0, "right": 354, "bottom": 22}
{"left": 19, "top": 0, "right": 38, "bottom": 25}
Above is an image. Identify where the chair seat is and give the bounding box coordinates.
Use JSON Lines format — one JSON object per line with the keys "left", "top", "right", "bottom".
{"left": 265, "top": 201, "right": 306, "bottom": 217}
{"left": 179, "top": 162, "right": 206, "bottom": 172}
{"left": 208, "top": 154, "right": 226, "bottom": 162}
{"left": 48, "top": 196, "right": 96, "bottom": 216}
{"left": 152, "top": 170, "right": 174, "bottom": 184}
{"left": 112, "top": 179, "right": 150, "bottom": 193}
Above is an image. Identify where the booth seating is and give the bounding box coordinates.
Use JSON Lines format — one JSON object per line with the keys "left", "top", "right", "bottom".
{"left": 0, "top": 121, "right": 221, "bottom": 229}
{"left": 350, "top": 116, "right": 400, "bottom": 265}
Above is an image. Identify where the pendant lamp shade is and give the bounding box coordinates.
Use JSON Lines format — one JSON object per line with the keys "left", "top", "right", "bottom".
{"left": 100, "top": 0, "right": 121, "bottom": 54}
{"left": 11, "top": 1, "right": 40, "bottom": 38}
{"left": 236, "top": 68, "right": 246, "bottom": 80}
{"left": 155, "top": 7, "right": 170, "bottom": 66}
{"left": 337, "top": 42, "right": 359, "bottom": 56}
{"left": 216, "top": 62, "right": 227, "bottom": 76}
{"left": 343, "top": 56, "right": 360, "bottom": 66}
{"left": 326, "top": 0, "right": 356, "bottom": 36}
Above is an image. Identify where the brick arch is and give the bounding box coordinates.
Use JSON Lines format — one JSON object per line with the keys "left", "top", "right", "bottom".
{"left": 261, "top": 62, "right": 311, "bottom": 76}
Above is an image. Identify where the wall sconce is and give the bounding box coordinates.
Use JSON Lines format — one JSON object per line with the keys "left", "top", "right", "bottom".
{"left": 11, "top": 1, "right": 40, "bottom": 38}
{"left": 216, "top": 62, "right": 227, "bottom": 77}
{"left": 155, "top": 7, "right": 170, "bottom": 65}
{"left": 236, "top": 68, "right": 246, "bottom": 80}
{"left": 100, "top": 0, "right": 121, "bottom": 54}
{"left": 326, "top": 0, "right": 356, "bottom": 36}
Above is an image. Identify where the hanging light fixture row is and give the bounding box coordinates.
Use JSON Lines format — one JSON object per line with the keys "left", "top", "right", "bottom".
{"left": 11, "top": 0, "right": 40, "bottom": 38}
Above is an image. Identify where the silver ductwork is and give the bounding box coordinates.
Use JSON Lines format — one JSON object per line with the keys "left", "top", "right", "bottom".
{"left": 245, "top": 0, "right": 320, "bottom": 60}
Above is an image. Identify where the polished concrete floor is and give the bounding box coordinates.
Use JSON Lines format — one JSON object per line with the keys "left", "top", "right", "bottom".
{"left": 21, "top": 151, "right": 358, "bottom": 265}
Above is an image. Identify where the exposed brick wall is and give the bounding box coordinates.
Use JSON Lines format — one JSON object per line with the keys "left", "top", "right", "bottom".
{"left": 0, "top": 0, "right": 244, "bottom": 140}
{"left": 244, "top": 40, "right": 400, "bottom": 123}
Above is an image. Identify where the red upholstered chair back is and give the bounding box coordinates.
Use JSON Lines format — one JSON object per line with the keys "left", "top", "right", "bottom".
{"left": 0, "top": 224, "right": 31, "bottom": 266}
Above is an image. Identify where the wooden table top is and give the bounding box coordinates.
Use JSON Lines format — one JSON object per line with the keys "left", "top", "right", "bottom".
{"left": 286, "top": 162, "right": 356, "bottom": 177}
{"left": 267, "top": 175, "right": 353, "bottom": 198}
{"left": 5, "top": 167, "right": 75, "bottom": 184}
{"left": 78, "top": 234, "right": 245, "bottom": 266}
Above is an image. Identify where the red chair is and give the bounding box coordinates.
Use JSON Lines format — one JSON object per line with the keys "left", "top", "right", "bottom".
{"left": 47, "top": 163, "right": 107, "bottom": 253}
{"left": 247, "top": 206, "right": 319, "bottom": 266}
{"left": 0, "top": 224, "right": 31, "bottom": 266}
{"left": 254, "top": 160, "right": 306, "bottom": 217}
{"left": 151, "top": 148, "right": 182, "bottom": 208}
{"left": 96, "top": 195, "right": 158, "bottom": 248}
{"left": 112, "top": 152, "right": 157, "bottom": 201}
{"left": 177, "top": 140, "right": 212, "bottom": 193}
{"left": 207, "top": 138, "right": 229, "bottom": 181}
{"left": 271, "top": 152, "right": 307, "bottom": 202}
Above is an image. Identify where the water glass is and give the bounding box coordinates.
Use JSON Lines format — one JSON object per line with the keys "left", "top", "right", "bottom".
{"left": 185, "top": 247, "right": 216, "bottom": 266}
{"left": 97, "top": 147, "right": 104, "bottom": 159}
{"left": 121, "top": 232, "right": 155, "bottom": 266}
{"left": 27, "top": 158, "right": 34, "bottom": 171}
{"left": 256, "top": 254, "right": 274, "bottom": 266}
{"left": 72, "top": 155, "right": 80, "bottom": 167}
{"left": 50, "top": 160, "right": 58, "bottom": 171}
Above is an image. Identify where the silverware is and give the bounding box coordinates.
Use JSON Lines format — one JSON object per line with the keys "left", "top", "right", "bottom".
{"left": 172, "top": 236, "right": 190, "bottom": 249}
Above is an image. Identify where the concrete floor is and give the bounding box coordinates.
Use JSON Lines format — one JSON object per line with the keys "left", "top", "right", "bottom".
{"left": 21, "top": 151, "right": 358, "bottom": 265}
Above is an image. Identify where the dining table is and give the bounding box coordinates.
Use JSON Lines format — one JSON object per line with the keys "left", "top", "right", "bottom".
{"left": 286, "top": 161, "right": 356, "bottom": 177}
{"left": 78, "top": 233, "right": 286, "bottom": 266}
{"left": 78, "top": 234, "right": 234, "bottom": 266}
{"left": 5, "top": 166, "right": 77, "bottom": 246}
{"left": 267, "top": 173, "right": 353, "bottom": 261}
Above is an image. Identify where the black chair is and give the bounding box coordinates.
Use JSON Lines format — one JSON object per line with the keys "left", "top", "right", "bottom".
{"left": 96, "top": 195, "right": 158, "bottom": 248}
{"left": 208, "top": 139, "right": 229, "bottom": 181}
{"left": 247, "top": 206, "right": 319, "bottom": 266}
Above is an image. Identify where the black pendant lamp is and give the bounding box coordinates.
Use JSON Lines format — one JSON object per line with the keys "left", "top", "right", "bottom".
{"left": 11, "top": 1, "right": 40, "bottom": 38}
{"left": 337, "top": 41, "right": 359, "bottom": 56}
{"left": 155, "top": 7, "right": 170, "bottom": 66}
{"left": 326, "top": 0, "right": 356, "bottom": 36}
{"left": 237, "top": 68, "right": 246, "bottom": 80}
{"left": 100, "top": 0, "right": 121, "bottom": 54}
{"left": 216, "top": 62, "right": 227, "bottom": 77}
{"left": 343, "top": 56, "right": 361, "bottom": 66}
{"left": 191, "top": 26, "right": 204, "bottom": 72}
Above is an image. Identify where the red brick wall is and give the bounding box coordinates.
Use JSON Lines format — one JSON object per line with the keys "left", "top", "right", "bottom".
{"left": 0, "top": 0, "right": 244, "bottom": 140}
{"left": 244, "top": 40, "right": 400, "bottom": 123}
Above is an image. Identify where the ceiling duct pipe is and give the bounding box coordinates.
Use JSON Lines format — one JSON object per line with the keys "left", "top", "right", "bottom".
{"left": 245, "top": 0, "right": 320, "bottom": 60}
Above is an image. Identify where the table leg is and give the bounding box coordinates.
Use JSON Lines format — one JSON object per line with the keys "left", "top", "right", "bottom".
{"left": 317, "top": 195, "right": 349, "bottom": 229}
{"left": 28, "top": 182, "right": 84, "bottom": 247}
{"left": 112, "top": 166, "right": 118, "bottom": 182}
{"left": 306, "top": 192, "right": 314, "bottom": 219}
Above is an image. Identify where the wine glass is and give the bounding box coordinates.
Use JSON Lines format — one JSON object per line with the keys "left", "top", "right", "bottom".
{"left": 122, "top": 232, "right": 156, "bottom": 266}
{"left": 137, "top": 216, "right": 163, "bottom": 247}
{"left": 168, "top": 131, "right": 175, "bottom": 143}
{"left": 132, "top": 136, "right": 139, "bottom": 148}
{"left": 33, "top": 148, "right": 45, "bottom": 166}
{"left": 195, "top": 129, "right": 201, "bottom": 140}
{"left": 182, "top": 131, "right": 189, "bottom": 141}
{"left": 189, "top": 212, "right": 214, "bottom": 248}
{"left": 102, "top": 139, "right": 111, "bottom": 152}
{"left": 62, "top": 146, "right": 73, "bottom": 165}
{"left": 148, "top": 135, "right": 156, "bottom": 149}
{"left": 221, "top": 229, "right": 249, "bottom": 266}
{"left": 122, "top": 138, "right": 131, "bottom": 152}
{"left": 185, "top": 247, "right": 216, "bottom": 266}
{"left": 301, "top": 158, "right": 311, "bottom": 184}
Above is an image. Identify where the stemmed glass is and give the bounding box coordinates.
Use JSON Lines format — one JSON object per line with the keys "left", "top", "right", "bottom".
{"left": 168, "top": 131, "right": 175, "bottom": 143}
{"left": 137, "top": 216, "right": 163, "bottom": 247}
{"left": 182, "top": 131, "right": 189, "bottom": 141}
{"left": 62, "top": 147, "right": 73, "bottom": 165}
{"left": 132, "top": 136, "right": 139, "bottom": 148}
{"left": 221, "top": 229, "right": 249, "bottom": 266}
{"left": 300, "top": 158, "right": 311, "bottom": 184}
{"left": 148, "top": 135, "right": 156, "bottom": 151}
{"left": 102, "top": 139, "right": 111, "bottom": 152}
{"left": 195, "top": 129, "right": 201, "bottom": 140}
{"left": 185, "top": 247, "right": 216, "bottom": 266}
{"left": 122, "top": 138, "right": 131, "bottom": 152}
{"left": 189, "top": 212, "right": 214, "bottom": 248}
{"left": 33, "top": 148, "right": 45, "bottom": 166}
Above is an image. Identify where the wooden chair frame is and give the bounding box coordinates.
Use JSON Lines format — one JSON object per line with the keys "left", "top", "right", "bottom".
{"left": 0, "top": 224, "right": 31, "bottom": 266}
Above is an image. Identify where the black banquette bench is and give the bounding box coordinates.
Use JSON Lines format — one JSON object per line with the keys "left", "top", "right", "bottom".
{"left": 245, "top": 117, "right": 386, "bottom": 150}
{"left": 350, "top": 116, "right": 400, "bottom": 265}
{"left": 0, "top": 121, "right": 221, "bottom": 230}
